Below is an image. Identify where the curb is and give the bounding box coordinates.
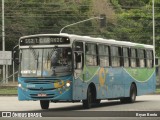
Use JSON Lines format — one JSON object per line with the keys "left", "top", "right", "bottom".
{"left": 0, "top": 94, "right": 17, "bottom": 96}
{"left": 0, "top": 86, "right": 17, "bottom": 88}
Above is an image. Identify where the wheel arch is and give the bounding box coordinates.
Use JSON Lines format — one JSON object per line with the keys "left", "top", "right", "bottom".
{"left": 88, "top": 82, "right": 97, "bottom": 99}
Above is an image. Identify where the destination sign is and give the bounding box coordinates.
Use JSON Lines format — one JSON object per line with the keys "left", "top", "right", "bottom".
{"left": 20, "top": 36, "right": 70, "bottom": 45}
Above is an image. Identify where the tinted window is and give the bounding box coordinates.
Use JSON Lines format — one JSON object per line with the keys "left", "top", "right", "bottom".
{"left": 138, "top": 49, "right": 145, "bottom": 68}
{"left": 123, "top": 47, "right": 130, "bottom": 67}
{"left": 86, "top": 43, "right": 97, "bottom": 66}
{"left": 98, "top": 45, "right": 109, "bottom": 67}
{"left": 130, "top": 49, "right": 137, "bottom": 67}
{"left": 111, "top": 46, "right": 120, "bottom": 67}
{"left": 146, "top": 50, "right": 153, "bottom": 68}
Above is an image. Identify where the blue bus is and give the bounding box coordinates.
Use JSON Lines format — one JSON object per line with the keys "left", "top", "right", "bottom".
{"left": 13, "top": 33, "right": 156, "bottom": 109}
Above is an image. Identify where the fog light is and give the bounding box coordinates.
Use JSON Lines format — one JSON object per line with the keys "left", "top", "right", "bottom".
{"left": 66, "top": 82, "right": 70, "bottom": 87}
{"left": 18, "top": 83, "right": 22, "bottom": 87}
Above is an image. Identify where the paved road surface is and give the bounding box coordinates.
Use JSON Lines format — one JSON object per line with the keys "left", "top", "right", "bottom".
{"left": 0, "top": 95, "right": 160, "bottom": 111}
{"left": 0, "top": 95, "right": 160, "bottom": 120}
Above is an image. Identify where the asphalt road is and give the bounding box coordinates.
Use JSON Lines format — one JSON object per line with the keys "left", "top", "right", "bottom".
{"left": 0, "top": 95, "right": 160, "bottom": 111}
{"left": 0, "top": 95, "right": 160, "bottom": 120}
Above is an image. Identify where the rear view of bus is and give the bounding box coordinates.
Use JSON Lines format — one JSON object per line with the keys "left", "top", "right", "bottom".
{"left": 16, "top": 34, "right": 73, "bottom": 109}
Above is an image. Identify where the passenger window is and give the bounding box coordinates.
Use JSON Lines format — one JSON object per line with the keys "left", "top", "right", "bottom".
{"left": 111, "top": 46, "right": 120, "bottom": 67}
{"left": 146, "top": 50, "right": 153, "bottom": 68}
{"left": 130, "top": 48, "right": 137, "bottom": 67}
{"left": 85, "top": 43, "right": 97, "bottom": 66}
{"left": 138, "top": 49, "right": 145, "bottom": 68}
{"left": 123, "top": 47, "right": 130, "bottom": 67}
{"left": 98, "top": 45, "right": 109, "bottom": 67}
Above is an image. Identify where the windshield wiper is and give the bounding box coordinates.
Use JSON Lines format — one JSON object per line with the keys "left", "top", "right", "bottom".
{"left": 29, "top": 46, "right": 39, "bottom": 71}
{"left": 29, "top": 46, "right": 38, "bottom": 59}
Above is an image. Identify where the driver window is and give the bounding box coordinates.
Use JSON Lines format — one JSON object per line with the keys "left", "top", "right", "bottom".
{"left": 75, "top": 52, "right": 83, "bottom": 69}
{"left": 73, "top": 41, "right": 84, "bottom": 69}
{"left": 73, "top": 41, "right": 84, "bottom": 78}
{"left": 74, "top": 42, "right": 83, "bottom": 51}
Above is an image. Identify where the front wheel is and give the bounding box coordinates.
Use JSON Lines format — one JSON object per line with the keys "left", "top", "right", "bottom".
{"left": 40, "top": 100, "right": 50, "bottom": 109}
{"left": 82, "top": 87, "right": 92, "bottom": 109}
{"left": 95, "top": 99, "right": 101, "bottom": 104}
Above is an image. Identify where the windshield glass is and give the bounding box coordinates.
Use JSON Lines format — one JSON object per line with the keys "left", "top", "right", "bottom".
{"left": 20, "top": 47, "right": 72, "bottom": 77}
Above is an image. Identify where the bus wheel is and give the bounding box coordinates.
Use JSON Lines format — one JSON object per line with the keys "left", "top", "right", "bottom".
{"left": 120, "top": 98, "right": 127, "bottom": 103}
{"left": 128, "top": 84, "right": 137, "bottom": 103}
{"left": 82, "top": 87, "right": 92, "bottom": 109}
{"left": 95, "top": 99, "right": 101, "bottom": 104}
{"left": 120, "top": 84, "right": 137, "bottom": 103}
{"left": 40, "top": 100, "right": 50, "bottom": 109}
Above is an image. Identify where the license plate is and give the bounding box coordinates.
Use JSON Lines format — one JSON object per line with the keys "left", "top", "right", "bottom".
{"left": 37, "top": 93, "right": 47, "bottom": 97}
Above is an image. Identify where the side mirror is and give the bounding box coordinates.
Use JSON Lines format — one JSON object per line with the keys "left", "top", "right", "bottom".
{"left": 12, "top": 45, "right": 20, "bottom": 65}
{"left": 67, "top": 51, "right": 72, "bottom": 59}
{"left": 85, "top": 45, "right": 88, "bottom": 53}
{"left": 155, "top": 57, "right": 159, "bottom": 66}
{"left": 14, "top": 57, "right": 20, "bottom": 65}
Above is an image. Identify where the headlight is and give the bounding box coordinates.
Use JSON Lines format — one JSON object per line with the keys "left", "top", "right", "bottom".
{"left": 18, "top": 83, "right": 22, "bottom": 87}
{"left": 66, "top": 82, "right": 70, "bottom": 87}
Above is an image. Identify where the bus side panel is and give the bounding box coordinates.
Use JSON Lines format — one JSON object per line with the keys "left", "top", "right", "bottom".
{"left": 148, "top": 73, "right": 156, "bottom": 93}
{"left": 136, "top": 73, "right": 156, "bottom": 96}
{"left": 72, "top": 77, "right": 88, "bottom": 100}
{"left": 73, "top": 67, "right": 125, "bottom": 100}
{"left": 123, "top": 68, "right": 156, "bottom": 97}
{"left": 72, "top": 67, "right": 156, "bottom": 101}
{"left": 97, "top": 73, "right": 113, "bottom": 99}
{"left": 110, "top": 68, "right": 125, "bottom": 98}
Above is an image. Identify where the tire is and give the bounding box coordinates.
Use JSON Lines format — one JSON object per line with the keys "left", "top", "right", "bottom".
{"left": 120, "top": 84, "right": 136, "bottom": 103}
{"left": 82, "top": 87, "right": 92, "bottom": 109}
{"left": 128, "top": 84, "right": 137, "bottom": 103}
{"left": 120, "top": 98, "right": 127, "bottom": 103}
{"left": 40, "top": 100, "right": 50, "bottom": 109}
{"left": 95, "top": 99, "right": 101, "bottom": 104}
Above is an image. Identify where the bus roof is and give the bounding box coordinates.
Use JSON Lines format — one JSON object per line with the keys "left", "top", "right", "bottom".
{"left": 19, "top": 33, "right": 153, "bottom": 49}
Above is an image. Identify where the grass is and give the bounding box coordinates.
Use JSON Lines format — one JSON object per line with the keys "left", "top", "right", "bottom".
{"left": 156, "top": 88, "right": 160, "bottom": 94}
{"left": 0, "top": 87, "right": 17, "bottom": 95}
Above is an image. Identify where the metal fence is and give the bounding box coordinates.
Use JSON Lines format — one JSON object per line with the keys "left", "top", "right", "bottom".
{"left": 0, "top": 63, "right": 19, "bottom": 85}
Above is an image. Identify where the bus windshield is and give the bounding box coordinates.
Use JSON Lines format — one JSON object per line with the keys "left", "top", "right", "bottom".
{"left": 20, "top": 47, "right": 72, "bottom": 77}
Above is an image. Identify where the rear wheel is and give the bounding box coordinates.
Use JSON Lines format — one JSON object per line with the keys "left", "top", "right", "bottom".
{"left": 120, "top": 84, "right": 137, "bottom": 103}
{"left": 82, "top": 87, "right": 92, "bottom": 109}
{"left": 128, "top": 84, "right": 137, "bottom": 103}
{"left": 120, "top": 98, "right": 127, "bottom": 103}
{"left": 40, "top": 100, "right": 49, "bottom": 109}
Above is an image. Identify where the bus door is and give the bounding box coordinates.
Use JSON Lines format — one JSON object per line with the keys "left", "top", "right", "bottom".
{"left": 72, "top": 41, "right": 85, "bottom": 100}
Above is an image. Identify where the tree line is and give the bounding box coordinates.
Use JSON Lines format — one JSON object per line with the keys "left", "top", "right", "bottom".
{"left": 0, "top": 0, "right": 160, "bottom": 56}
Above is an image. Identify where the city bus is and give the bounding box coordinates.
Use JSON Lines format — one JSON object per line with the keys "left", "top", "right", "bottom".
{"left": 13, "top": 33, "right": 156, "bottom": 109}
